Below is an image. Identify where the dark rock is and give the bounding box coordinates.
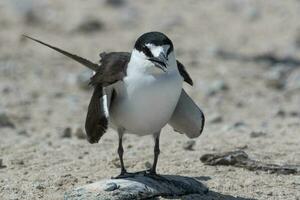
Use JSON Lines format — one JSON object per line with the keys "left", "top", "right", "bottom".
{"left": 183, "top": 140, "right": 196, "bottom": 151}
{"left": 250, "top": 131, "right": 267, "bottom": 138}
{"left": 61, "top": 127, "right": 72, "bottom": 138}
{"left": 0, "top": 113, "right": 15, "bottom": 128}
{"left": 275, "top": 109, "right": 286, "bottom": 117}
{"left": 105, "top": 0, "right": 125, "bottom": 7}
{"left": 75, "top": 128, "right": 86, "bottom": 139}
{"left": 0, "top": 159, "right": 7, "bottom": 169}
{"left": 18, "top": 129, "right": 28, "bottom": 136}
{"left": 11, "top": 159, "right": 24, "bottom": 165}
{"left": 233, "top": 121, "right": 246, "bottom": 128}
{"left": 75, "top": 19, "right": 104, "bottom": 34}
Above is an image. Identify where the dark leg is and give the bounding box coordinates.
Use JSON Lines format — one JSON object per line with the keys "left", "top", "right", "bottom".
{"left": 117, "top": 129, "right": 126, "bottom": 175}
{"left": 113, "top": 128, "right": 138, "bottom": 179}
{"left": 149, "top": 132, "right": 160, "bottom": 175}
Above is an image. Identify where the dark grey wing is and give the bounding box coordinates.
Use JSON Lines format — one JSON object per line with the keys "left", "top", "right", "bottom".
{"left": 89, "top": 52, "right": 130, "bottom": 86}
{"left": 24, "top": 35, "right": 130, "bottom": 143}
{"left": 177, "top": 60, "right": 193, "bottom": 86}
{"left": 86, "top": 52, "right": 130, "bottom": 143}
{"left": 85, "top": 84, "right": 108, "bottom": 143}
{"left": 169, "top": 89, "right": 205, "bottom": 138}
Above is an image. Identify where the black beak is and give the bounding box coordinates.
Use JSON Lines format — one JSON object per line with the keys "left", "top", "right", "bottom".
{"left": 148, "top": 52, "right": 168, "bottom": 72}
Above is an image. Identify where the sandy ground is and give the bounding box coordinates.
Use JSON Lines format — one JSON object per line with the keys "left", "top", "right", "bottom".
{"left": 0, "top": 0, "right": 300, "bottom": 199}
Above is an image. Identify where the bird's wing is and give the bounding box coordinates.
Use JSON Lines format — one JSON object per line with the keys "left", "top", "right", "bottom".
{"left": 85, "top": 84, "right": 108, "bottom": 143}
{"left": 89, "top": 52, "right": 130, "bottom": 86}
{"left": 177, "top": 60, "right": 193, "bottom": 86}
{"left": 85, "top": 53, "right": 130, "bottom": 143}
{"left": 24, "top": 35, "right": 130, "bottom": 143}
{"left": 168, "top": 89, "right": 205, "bottom": 138}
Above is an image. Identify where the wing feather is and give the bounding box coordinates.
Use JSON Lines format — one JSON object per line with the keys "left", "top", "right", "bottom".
{"left": 177, "top": 60, "right": 193, "bottom": 86}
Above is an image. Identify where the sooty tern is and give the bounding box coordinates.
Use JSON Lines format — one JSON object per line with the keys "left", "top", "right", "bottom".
{"left": 24, "top": 32, "right": 205, "bottom": 178}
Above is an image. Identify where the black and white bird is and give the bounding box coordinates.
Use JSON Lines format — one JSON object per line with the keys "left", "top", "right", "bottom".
{"left": 24, "top": 32, "right": 205, "bottom": 177}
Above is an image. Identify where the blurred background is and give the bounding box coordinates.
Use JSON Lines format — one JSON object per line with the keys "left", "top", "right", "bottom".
{"left": 0, "top": 0, "right": 299, "bottom": 199}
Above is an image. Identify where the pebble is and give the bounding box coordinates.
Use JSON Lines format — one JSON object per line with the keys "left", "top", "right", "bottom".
{"left": 264, "top": 66, "right": 290, "bottom": 90}
{"left": 145, "top": 161, "right": 152, "bottom": 169}
{"left": 183, "top": 140, "right": 196, "bottom": 151}
{"left": 205, "top": 80, "right": 229, "bottom": 96}
{"left": 33, "top": 182, "right": 45, "bottom": 190}
{"left": 75, "top": 128, "right": 86, "bottom": 139}
{"left": 104, "top": 182, "right": 119, "bottom": 191}
{"left": 0, "top": 113, "right": 15, "bottom": 128}
{"left": 75, "top": 18, "right": 104, "bottom": 34}
{"left": 17, "top": 129, "right": 28, "bottom": 136}
{"left": 105, "top": 0, "right": 125, "bottom": 7}
{"left": 61, "top": 127, "right": 72, "bottom": 138}
{"left": 209, "top": 114, "right": 223, "bottom": 124}
{"left": 250, "top": 131, "right": 267, "bottom": 138}
{"left": 11, "top": 159, "right": 24, "bottom": 165}
{"left": 0, "top": 159, "right": 6, "bottom": 169}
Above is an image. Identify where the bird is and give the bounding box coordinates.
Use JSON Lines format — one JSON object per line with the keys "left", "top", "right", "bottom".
{"left": 24, "top": 32, "right": 205, "bottom": 178}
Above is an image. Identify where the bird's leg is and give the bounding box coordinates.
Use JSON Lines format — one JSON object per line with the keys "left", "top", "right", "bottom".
{"left": 112, "top": 128, "right": 139, "bottom": 179}
{"left": 149, "top": 132, "right": 160, "bottom": 175}
{"left": 117, "top": 129, "right": 126, "bottom": 175}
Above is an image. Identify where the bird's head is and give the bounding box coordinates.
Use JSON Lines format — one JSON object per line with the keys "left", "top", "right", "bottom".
{"left": 128, "top": 32, "right": 176, "bottom": 74}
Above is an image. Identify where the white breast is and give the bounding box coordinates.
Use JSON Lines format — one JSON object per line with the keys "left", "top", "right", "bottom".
{"left": 110, "top": 69, "right": 183, "bottom": 135}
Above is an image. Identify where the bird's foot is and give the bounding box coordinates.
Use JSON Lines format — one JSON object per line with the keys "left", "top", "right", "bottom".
{"left": 144, "top": 169, "right": 167, "bottom": 181}
{"left": 112, "top": 170, "right": 143, "bottom": 179}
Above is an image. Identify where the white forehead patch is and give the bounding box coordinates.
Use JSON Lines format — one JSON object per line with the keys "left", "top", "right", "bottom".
{"left": 146, "top": 44, "right": 169, "bottom": 57}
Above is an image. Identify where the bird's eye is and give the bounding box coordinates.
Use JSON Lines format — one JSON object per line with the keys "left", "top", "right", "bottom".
{"left": 142, "top": 45, "right": 153, "bottom": 58}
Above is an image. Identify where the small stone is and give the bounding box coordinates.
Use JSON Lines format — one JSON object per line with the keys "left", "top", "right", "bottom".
{"left": 33, "top": 182, "right": 45, "bottom": 190}
{"left": 104, "top": 182, "right": 119, "bottom": 191}
{"left": 75, "top": 128, "right": 86, "bottom": 139}
{"left": 0, "top": 113, "right": 15, "bottom": 128}
{"left": 275, "top": 109, "right": 286, "bottom": 117}
{"left": 0, "top": 159, "right": 6, "bottom": 169}
{"left": 267, "top": 191, "right": 273, "bottom": 196}
{"left": 17, "top": 129, "right": 28, "bottom": 136}
{"left": 61, "top": 127, "right": 72, "bottom": 138}
{"left": 264, "top": 66, "right": 288, "bottom": 90}
{"left": 290, "top": 111, "right": 300, "bottom": 117}
{"left": 209, "top": 114, "right": 223, "bottom": 124}
{"left": 75, "top": 18, "right": 104, "bottom": 34}
{"left": 183, "top": 140, "right": 196, "bottom": 151}
{"left": 145, "top": 161, "right": 152, "bottom": 169}
{"left": 11, "top": 159, "right": 24, "bottom": 165}
{"left": 233, "top": 121, "right": 246, "bottom": 128}
{"left": 250, "top": 131, "right": 267, "bottom": 138}
{"left": 205, "top": 80, "right": 229, "bottom": 96}
{"left": 105, "top": 0, "right": 125, "bottom": 7}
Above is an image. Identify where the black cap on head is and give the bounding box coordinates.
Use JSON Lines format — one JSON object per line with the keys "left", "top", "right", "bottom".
{"left": 134, "top": 32, "right": 174, "bottom": 57}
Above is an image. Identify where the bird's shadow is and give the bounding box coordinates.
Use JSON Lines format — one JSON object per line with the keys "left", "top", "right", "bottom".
{"left": 112, "top": 174, "right": 256, "bottom": 200}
